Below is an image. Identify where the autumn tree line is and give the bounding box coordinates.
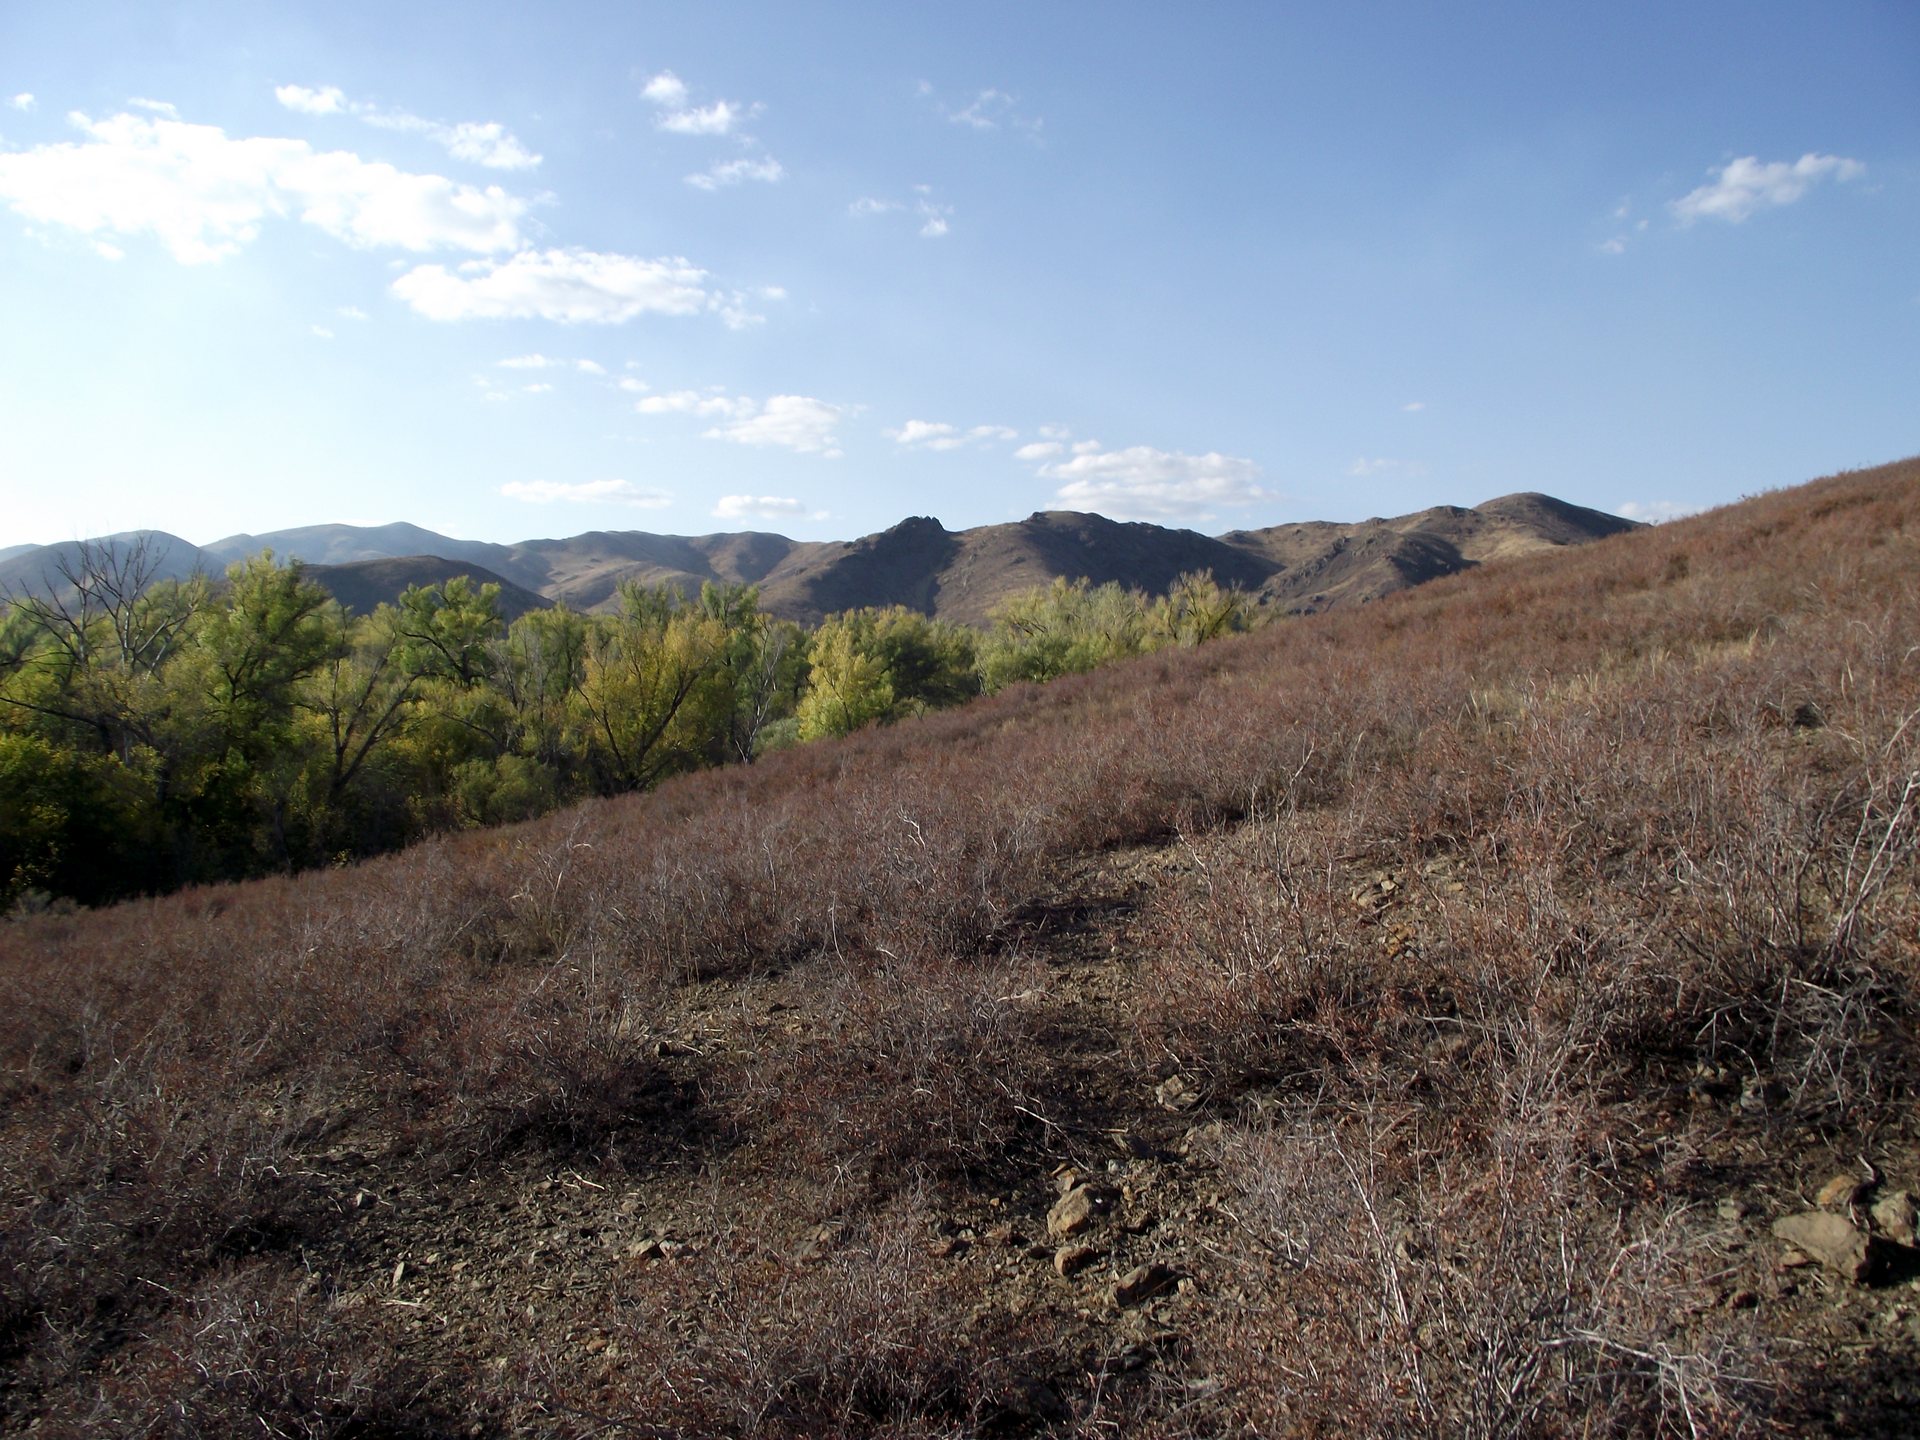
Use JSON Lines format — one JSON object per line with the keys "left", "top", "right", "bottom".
{"left": 0, "top": 541, "right": 1253, "bottom": 908}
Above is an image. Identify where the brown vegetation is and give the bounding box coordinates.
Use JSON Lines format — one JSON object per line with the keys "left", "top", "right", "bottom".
{"left": 2, "top": 458, "right": 1917, "bottom": 1435}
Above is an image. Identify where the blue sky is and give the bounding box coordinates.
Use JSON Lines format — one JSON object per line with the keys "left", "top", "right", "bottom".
{"left": 1, "top": 2, "right": 1913, "bottom": 548}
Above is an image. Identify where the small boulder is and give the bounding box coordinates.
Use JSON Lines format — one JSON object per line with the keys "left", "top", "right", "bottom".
{"left": 1047, "top": 1185, "right": 1107, "bottom": 1240}
{"left": 1054, "top": 1242, "right": 1099, "bottom": 1277}
{"left": 1772, "top": 1211, "right": 1874, "bottom": 1284}
{"left": 1113, "top": 1262, "right": 1180, "bottom": 1307}
{"left": 1155, "top": 1075, "right": 1202, "bottom": 1111}
{"left": 1816, "top": 1174, "right": 1864, "bottom": 1211}
{"left": 1871, "top": 1191, "right": 1917, "bottom": 1247}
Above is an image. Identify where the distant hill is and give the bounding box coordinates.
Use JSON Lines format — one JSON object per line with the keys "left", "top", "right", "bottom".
{"left": 1219, "top": 493, "right": 1642, "bottom": 615}
{"left": 302, "top": 557, "right": 551, "bottom": 623}
{"left": 1, "top": 494, "right": 1639, "bottom": 625}
{"left": 0, "top": 532, "right": 211, "bottom": 600}
{"left": 199, "top": 522, "right": 524, "bottom": 577}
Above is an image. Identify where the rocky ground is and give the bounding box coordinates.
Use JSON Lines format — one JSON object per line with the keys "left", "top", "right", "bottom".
{"left": 50, "top": 838, "right": 1908, "bottom": 1437}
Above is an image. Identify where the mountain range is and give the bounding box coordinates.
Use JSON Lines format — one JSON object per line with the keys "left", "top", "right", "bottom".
{"left": 0, "top": 493, "right": 1639, "bottom": 627}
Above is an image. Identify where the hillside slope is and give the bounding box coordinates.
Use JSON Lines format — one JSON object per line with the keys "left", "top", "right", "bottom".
{"left": 3, "top": 458, "right": 1916, "bottom": 1436}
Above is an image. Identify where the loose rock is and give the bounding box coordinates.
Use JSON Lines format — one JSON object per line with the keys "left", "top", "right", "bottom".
{"left": 1114, "top": 1262, "right": 1180, "bottom": 1307}
{"left": 1048, "top": 1185, "right": 1107, "bottom": 1240}
{"left": 1155, "top": 1075, "right": 1202, "bottom": 1112}
{"left": 1772, "top": 1211, "right": 1874, "bottom": 1283}
{"left": 1871, "top": 1191, "right": 1917, "bottom": 1246}
{"left": 1816, "top": 1174, "right": 1864, "bottom": 1210}
{"left": 1054, "top": 1242, "right": 1099, "bottom": 1277}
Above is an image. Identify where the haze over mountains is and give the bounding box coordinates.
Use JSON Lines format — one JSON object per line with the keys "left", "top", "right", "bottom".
{"left": 0, "top": 493, "right": 1638, "bottom": 626}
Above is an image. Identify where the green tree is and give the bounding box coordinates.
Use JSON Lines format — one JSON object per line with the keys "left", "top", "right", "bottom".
{"left": 860, "top": 606, "right": 980, "bottom": 714}
{"left": 197, "top": 551, "right": 337, "bottom": 754}
{"left": 578, "top": 583, "right": 732, "bottom": 793}
{"left": 299, "top": 603, "right": 420, "bottom": 810}
{"left": 392, "top": 575, "right": 504, "bottom": 688}
{"left": 0, "top": 730, "right": 162, "bottom": 907}
{"left": 796, "top": 617, "right": 894, "bottom": 740}
{"left": 978, "top": 577, "right": 1148, "bottom": 691}
{"left": 0, "top": 537, "right": 209, "bottom": 764}
{"left": 492, "top": 602, "right": 591, "bottom": 771}
{"left": 1148, "top": 570, "right": 1250, "bottom": 649}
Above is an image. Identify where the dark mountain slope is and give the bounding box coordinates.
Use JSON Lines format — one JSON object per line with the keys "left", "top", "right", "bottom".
{"left": 754, "top": 516, "right": 960, "bottom": 624}
{"left": 927, "top": 511, "right": 1272, "bottom": 627}
{"left": 303, "top": 557, "right": 550, "bottom": 622}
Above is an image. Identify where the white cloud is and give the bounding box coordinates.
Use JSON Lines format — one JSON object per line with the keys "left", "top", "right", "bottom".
{"left": 1616, "top": 499, "right": 1707, "bottom": 524}
{"left": 919, "top": 205, "right": 951, "bottom": 239}
{"left": 920, "top": 83, "right": 1041, "bottom": 137}
{"left": 714, "top": 494, "right": 808, "bottom": 521}
{"left": 1030, "top": 443, "right": 1267, "bottom": 523}
{"left": 889, "top": 419, "right": 1018, "bottom": 451}
{"left": 616, "top": 376, "right": 650, "bottom": 393}
{"left": 521, "top": 382, "right": 552, "bottom": 394}
{"left": 640, "top": 72, "right": 759, "bottom": 137}
{"left": 391, "top": 247, "right": 715, "bottom": 323}
{"left": 706, "top": 394, "right": 846, "bottom": 456}
{"left": 1598, "top": 237, "right": 1628, "bottom": 255}
{"left": 950, "top": 89, "right": 1014, "bottom": 130}
{"left": 1401, "top": 401, "right": 1426, "bottom": 413}
{"left": 640, "top": 72, "right": 689, "bottom": 109}
{"left": 1038, "top": 424, "right": 1072, "bottom": 441}
{"left": 127, "top": 97, "right": 180, "bottom": 118}
{"left": 628, "top": 379, "right": 852, "bottom": 460}
{"left": 635, "top": 388, "right": 749, "bottom": 418}
{"left": 888, "top": 418, "right": 958, "bottom": 448}
{"left": 282, "top": 148, "right": 527, "bottom": 251}
{"left": 275, "top": 84, "right": 346, "bottom": 115}
{"left": 0, "top": 109, "right": 526, "bottom": 263}
{"left": 658, "top": 100, "right": 750, "bottom": 136}
{"left": 685, "top": 155, "right": 784, "bottom": 190}
{"left": 1671, "top": 153, "right": 1864, "bottom": 225}
{"left": 91, "top": 239, "right": 124, "bottom": 260}
{"left": 497, "top": 353, "right": 605, "bottom": 374}
{"left": 9, "top": 94, "right": 35, "bottom": 113}
{"left": 500, "top": 478, "right": 671, "bottom": 507}
{"left": 1347, "top": 456, "right": 1426, "bottom": 478}
{"left": 713, "top": 290, "right": 767, "bottom": 329}
{"left": 337, "top": 305, "right": 370, "bottom": 321}
{"left": 277, "top": 83, "right": 541, "bottom": 169}
{"left": 1015, "top": 440, "right": 1063, "bottom": 461}
{"left": 310, "top": 324, "right": 334, "bottom": 339}
{"left": 433, "top": 120, "right": 541, "bottom": 171}
{"left": 851, "top": 190, "right": 953, "bottom": 238}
